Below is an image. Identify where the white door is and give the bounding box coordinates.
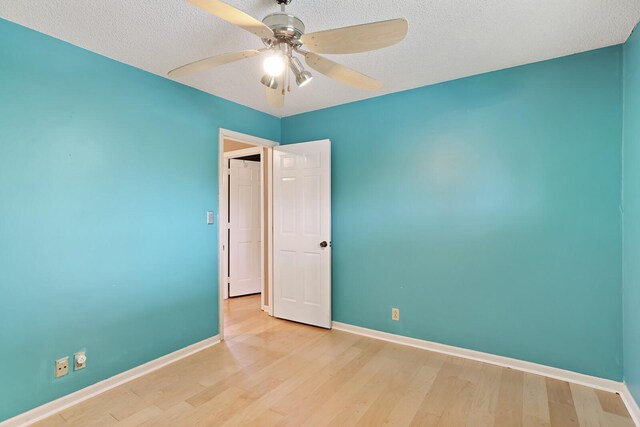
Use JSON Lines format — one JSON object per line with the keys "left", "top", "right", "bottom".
{"left": 228, "top": 159, "right": 261, "bottom": 297}
{"left": 273, "top": 140, "right": 331, "bottom": 328}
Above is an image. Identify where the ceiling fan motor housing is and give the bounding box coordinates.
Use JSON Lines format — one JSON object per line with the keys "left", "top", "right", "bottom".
{"left": 262, "top": 13, "right": 305, "bottom": 41}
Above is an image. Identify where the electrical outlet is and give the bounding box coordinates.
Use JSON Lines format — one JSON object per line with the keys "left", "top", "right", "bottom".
{"left": 74, "top": 351, "right": 87, "bottom": 371}
{"left": 55, "top": 357, "right": 69, "bottom": 378}
{"left": 392, "top": 307, "right": 400, "bottom": 321}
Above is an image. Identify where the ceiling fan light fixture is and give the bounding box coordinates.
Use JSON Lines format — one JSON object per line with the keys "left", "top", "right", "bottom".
{"left": 260, "top": 74, "right": 278, "bottom": 89}
{"left": 263, "top": 51, "right": 286, "bottom": 77}
{"left": 296, "top": 70, "right": 313, "bottom": 87}
{"left": 289, "top": 56, "right": 313, "bottom": 88}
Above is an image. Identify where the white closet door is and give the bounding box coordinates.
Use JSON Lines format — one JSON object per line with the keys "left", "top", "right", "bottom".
{"left": 273, "top": 140, "right": 331, "bottom": 328}
{"left": 229, "top": 159, "right": 261, "bottom": 297}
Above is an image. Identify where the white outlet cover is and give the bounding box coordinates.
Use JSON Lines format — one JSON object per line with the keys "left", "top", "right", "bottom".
{"left": 55, "top": 357, "right": 69, "bottom": 378}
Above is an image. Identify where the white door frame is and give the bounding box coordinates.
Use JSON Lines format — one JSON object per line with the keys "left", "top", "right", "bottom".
{"left": 218, "top": 128, "right": 278, "bottom": 342}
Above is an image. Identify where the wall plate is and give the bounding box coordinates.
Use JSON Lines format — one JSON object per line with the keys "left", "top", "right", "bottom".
{"left": 74, "top": 351, "right": 86, "bottom": 370}
{"left": 55, "top": 357, "right": 69, "bottom": 378}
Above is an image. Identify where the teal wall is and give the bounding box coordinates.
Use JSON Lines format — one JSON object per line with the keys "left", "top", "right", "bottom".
{"left": 282, "top": 47, "right": 624, "bottom": 381}
{"left": 0, "top": 19, "right": 280, "bottom": 421}
{"left": 1, "top": 12, "right": 635, "bottom": 422}
{"left": 623, "top": 24, "right": 640, "bottom": 406}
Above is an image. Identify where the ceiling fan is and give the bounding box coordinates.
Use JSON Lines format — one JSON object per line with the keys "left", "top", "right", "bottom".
{"left": 168, "top": 0, "right": 408, "bottom": 108}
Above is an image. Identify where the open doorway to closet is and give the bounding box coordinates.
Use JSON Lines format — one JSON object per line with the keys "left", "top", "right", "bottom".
{"left": 218, "top": 129, "right": 277, "bottom": 341}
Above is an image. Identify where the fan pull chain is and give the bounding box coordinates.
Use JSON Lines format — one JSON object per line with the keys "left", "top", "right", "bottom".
{"left": 282, "top": 69, "right": 285, "bottom": 95}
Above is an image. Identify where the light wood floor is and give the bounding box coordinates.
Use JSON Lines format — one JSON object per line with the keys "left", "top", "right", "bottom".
{"left": 36, "top": 295, "right": 633, "bottom": 427}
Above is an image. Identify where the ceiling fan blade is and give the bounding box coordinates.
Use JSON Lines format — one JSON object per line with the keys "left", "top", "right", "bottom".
{"left": 187, "top": 0, "right": 274, "bottom": 39}
{"left": 168, "top": 49, "right": 261, "bottom": 78}
{"left": 304, "top": 52, "right": 383, "bottom": 91}
{"left": 265, "top": 77, "right": 285, "bottom": 108}
{"left": 300, "top": 18, "right": 408, "bottom": 54}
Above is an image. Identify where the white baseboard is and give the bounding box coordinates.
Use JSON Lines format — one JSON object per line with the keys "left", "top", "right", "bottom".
{"left": 332, "top": 321, "right": 625, "bottom": 393}
{"left": 621, "top": 384, "right": 640, "bottom": 426}
{"left": 1, "top": 336, "right": 220, "bottom": 427}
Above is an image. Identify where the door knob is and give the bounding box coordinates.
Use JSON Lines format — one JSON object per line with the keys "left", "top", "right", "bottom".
{"left": 320, "top": 241, "right": 328, "bottom": 248}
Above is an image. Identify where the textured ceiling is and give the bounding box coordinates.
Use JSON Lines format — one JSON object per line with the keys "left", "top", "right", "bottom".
{"left": 2, "top": 0, "right": 639, "bottom": 117}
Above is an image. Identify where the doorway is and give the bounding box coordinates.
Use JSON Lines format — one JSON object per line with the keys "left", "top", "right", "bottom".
{"left": 218, "top": 129, "right": 277, "bottom": 341}
{"left": 227, "top": 154, "right": 261, "bottom": 297}
{"left": 218, "top": 130, "right": 333, "bottom": 341}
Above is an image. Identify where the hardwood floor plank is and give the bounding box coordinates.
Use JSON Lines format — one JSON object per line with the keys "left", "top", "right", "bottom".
{"left": 595, "top": 389, "right": 632, "bottom": 417}
{"left": 410, "top": 361, "right": 472, "bottom": 424}
{"left": 522, "top": 373, "right": 551, "bottom": 427}
{"left": 220, "top": 334, "right": 364, "bottom": 426}
{"left": 115, "top": 406, "right": 163, "bottom": 427}
{"left": 546, "top": 378, "right": 579, "bottom": 427}
{"left": 268, "top": 338, "right": 381, "bottom": 417}
{"left": 600, "top": 412, "right": 636, "bottom": 427}
{"left": 570, "top": 383, "right": 603, "bottom": 427}
{"left": 276, "top": 341, "right": 388, "bottom": 426}
{"left": 368, "top": 361, "right": 443, "bottom": 426}
{"left": 353, "top": 346, "right": 432, "bottom": 426}
{"left": 546, "top": 377, "right": 574, "bottom": 406}
{"left": 548, "top": 401, "right": 580, "bottom": 427}
{"left": 465, "top": 363, "right": 503, "bottom": 427}
{"left": 322, "top": 348, "right": 406, "bottom": 426}
{"left": 494, "top": 368, "right": 524, "bottom": 426}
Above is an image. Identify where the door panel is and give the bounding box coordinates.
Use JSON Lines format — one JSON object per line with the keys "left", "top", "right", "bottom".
{"left": 273, "top": 140, "right": 331, "bottom": 328}
{"left": 280, "top": 178, "right": 297, "bottom": 234}
{"left": 303, "top": 252, "right": 321, "bottom": 305}
{"left": 229, "top": 159, "right": 261, "bottom": 297}
{"left": 302, "top": 175, "right": 321, "bottom": 235}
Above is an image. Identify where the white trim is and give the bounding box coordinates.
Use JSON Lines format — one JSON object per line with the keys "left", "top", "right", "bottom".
{"left": 332, "top": 322, "right": 623, "bottom": 393}
{"left": 217, "top": 129, "right": 278, "bottom": 341}
{"left": 621, "top": 383, "right": 640, "bottom": 426}
{"left": 1, "top": 336, "right": 220, "bottom": 427}
{"left": 259, "top": 151, "right": 265, "bottom": 311}
{"left": 223, "top": 147, "right": 263, "bottom": 159}
{"left": 219, "top": 128, "right": 278, "bottom": 148}
{"left": 266, "top": 148, "right": 274, "bottom": 316}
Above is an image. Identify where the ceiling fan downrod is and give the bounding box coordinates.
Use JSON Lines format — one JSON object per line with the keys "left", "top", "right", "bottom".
{"left": 276, "top": 0, "right": 292, "bottom": 12}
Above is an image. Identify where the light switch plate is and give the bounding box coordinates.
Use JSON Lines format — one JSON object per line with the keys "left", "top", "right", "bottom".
{"left": 207, "top": 211, "right": 215, "bottom": 225}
